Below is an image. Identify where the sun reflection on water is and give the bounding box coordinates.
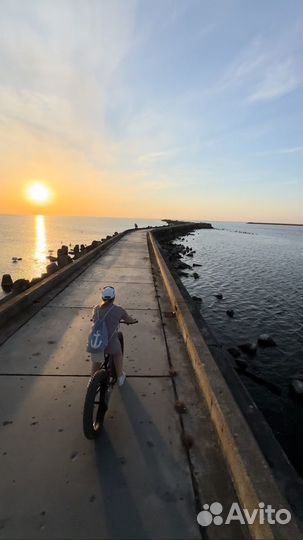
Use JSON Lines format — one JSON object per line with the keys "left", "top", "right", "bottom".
{"left": 35, "top": 214, "right": 47, "bottom": 262}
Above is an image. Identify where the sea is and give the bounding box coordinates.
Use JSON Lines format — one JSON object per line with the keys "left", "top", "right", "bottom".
{"left": 0, "top": 214, "right": 163, "bottom": 294}
{"left": 178, "top": 221, "right": 303, "bottom": 476}
{"left": 0, "top": 214, "right": 302, "bottom": 474}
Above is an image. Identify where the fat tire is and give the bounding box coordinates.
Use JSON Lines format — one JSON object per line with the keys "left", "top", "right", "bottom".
{"left": 83, "top": 370, "right": 109, "bottom": 439}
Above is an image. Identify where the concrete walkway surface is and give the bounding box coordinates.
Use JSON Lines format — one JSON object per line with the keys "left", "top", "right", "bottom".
{"left": 0, "top": 231, "right": 246, "bottom": 540}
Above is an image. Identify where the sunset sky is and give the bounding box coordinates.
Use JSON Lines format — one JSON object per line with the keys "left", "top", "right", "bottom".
{"left": 0, "top": 0, "right": 302, "bottom": 222}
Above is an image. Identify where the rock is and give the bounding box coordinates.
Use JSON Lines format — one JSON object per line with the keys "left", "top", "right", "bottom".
{"left": 114, "top": 231, "right": 118, "bottom": 235}
{"left": 290, "top": 379, "right": 303, "bottom": 396}
{"left": 239, "top": 343, "right": 257, "bottom": 357}
{"left": 193, "top": 263, "right": 202, "bottom": 267}
{"left": 30, "top": 277, "right": 42, "bottom": 286}
{"left": 91, "top": 240, "right": 101, "bottom": 249}
{"left": 57, "top": 246, "right": 68, "bottom": 258}
{"left": 12, "top": 279, "right": 30, "bottom": 294}
{"left": 235, "top": 358, "right": 248, "bottom": 370}
{"left": 46, "top": 262, "right": 58, "bottom": 275}
{"left": 57, "top": 254, "right": 73, "bottom": 269}
{"left": 80, "top": 244, "right": 85, "bottom": 252}
{"left": 292, "top": 372, "right": 303, "bottom": 381}
{"left": 227, "top": 347, "right": 241, "bottom": 359}
{"left": 192, "top": 272, "right": 200, "bottom": 279}
{"left": 215, "top": 293, "right": 223, "bottom": 300}
{"left": 192, "top": 296, "right": 202, "bottom": 302}
{"left": 17, "top": 258, "right": 22, "bottom": 261}
{"left": 72, "top": 245, "right": 80, "bottom": 258}
{"left": 226, "top": 309, "right": 234, "bottom": 317}
{"left": 178, "top": 271, "right": 189, "bottom": 277}
{"left": 241, "top": 371, "right": 281, "bottom": 396}
{"left": 1, "top": 274, "right": 13, "bottom": 292}
{"left": 258, "top": 334, "right": 276, "bottom": 347}
{"left": 48, "top": 256, "right": 57, "bottom": 262}
{"left": 169, "top": 253, "right": 182, "bottom": 261}
{"left": 176, "top": 261, "right": 191, "bottom": 270}
{"left": 187, "top": 252, "right": 194, "bottom": 257}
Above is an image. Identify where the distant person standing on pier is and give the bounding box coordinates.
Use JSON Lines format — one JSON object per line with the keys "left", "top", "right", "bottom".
{"left": 134, "top": 223, "right": 138, "bottom": 228}
{"left": 90, "top": 286, "right": 137, "bottom": 386}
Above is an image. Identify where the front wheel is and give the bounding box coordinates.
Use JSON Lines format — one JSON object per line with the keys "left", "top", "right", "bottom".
{"left": 83, "top": 370, "right": 109, "bottom": 439}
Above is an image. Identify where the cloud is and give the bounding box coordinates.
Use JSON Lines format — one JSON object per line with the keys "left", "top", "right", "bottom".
{"left": 247, "top": 58, "right": 299, "bottom": 102}
{"left": 136, "top": 149, "right": 178, "bottom": 163}
{"left": 255, "top": 146, "right": 303, "bottom": 156}
{"left": 212, "top": 35, "right": 301, "bottom": 104}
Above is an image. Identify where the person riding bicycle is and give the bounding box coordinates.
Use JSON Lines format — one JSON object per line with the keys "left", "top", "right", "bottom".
{"left": 90, "top": 286, "right": 138, "bottom": 386}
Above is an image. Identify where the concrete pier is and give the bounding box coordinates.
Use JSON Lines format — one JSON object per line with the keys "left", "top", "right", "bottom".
{"left": 0, "top": 230, "right": 300, "bottom": 539}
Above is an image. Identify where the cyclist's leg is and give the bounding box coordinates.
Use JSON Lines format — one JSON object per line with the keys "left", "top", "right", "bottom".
{"left": 112, "top": 351, "right": 123, "bottom": 377}
{"left": 91, "top": 361, "right": 102, "bottom": 376}
{"left": 90, "top": 353, "right": 103, "bottom": 376}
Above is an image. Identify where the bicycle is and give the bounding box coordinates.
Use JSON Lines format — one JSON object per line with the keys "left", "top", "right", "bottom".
{"left": 83, "top": 323, "right": 133, "bottom": 439}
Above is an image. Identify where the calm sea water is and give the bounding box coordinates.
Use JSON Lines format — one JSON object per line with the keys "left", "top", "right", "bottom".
{"left": 0, "top": 214, "right": 162, "bottom": 296}
{"left": 179, "top": 221, "right": 303, "bottom": 475}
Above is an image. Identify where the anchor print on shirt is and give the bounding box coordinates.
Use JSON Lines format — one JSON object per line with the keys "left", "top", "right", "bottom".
{"left": 91, "top": 330, "right": 103, "bottom": 349}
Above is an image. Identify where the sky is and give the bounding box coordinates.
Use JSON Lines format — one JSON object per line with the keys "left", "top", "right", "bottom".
{"left": 0, "top": 0, "right": 302, "bottom": 222}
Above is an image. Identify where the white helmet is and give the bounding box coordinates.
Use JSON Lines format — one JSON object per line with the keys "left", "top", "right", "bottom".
{"left": 101, "top": 286, "right": 115, "bottom": 300}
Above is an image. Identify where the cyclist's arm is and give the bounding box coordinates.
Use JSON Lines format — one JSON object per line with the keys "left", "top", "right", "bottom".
{"left": 120, "top": 308, "right": 138, "bottom": 324}
{"left": 91, "top": 305, "right": 98, "bottom": 323}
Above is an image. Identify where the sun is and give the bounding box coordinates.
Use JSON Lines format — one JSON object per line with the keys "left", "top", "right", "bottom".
{"left": 26, "top": 182, "right": 52, "bottom": 205}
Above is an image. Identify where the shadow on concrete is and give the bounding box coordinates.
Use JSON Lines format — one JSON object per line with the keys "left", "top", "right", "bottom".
{"left": 93, "top": 379, "right": 198, "bottom": 539}
{"left": 94, "top": 430, "right": 148, "bottom": 540}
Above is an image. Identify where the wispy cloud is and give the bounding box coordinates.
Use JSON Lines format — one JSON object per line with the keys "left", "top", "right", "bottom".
{"left": 255, "top": 147, "right": 303, "bottom": 156}
{"left": 136, "top": 148, "right": 180, "bottom": 163}
{"left": 212, "top": 35, "right": 301, "bottom": 103}
{"left": 247, "top": 58, "right": 299, "bottom": 102}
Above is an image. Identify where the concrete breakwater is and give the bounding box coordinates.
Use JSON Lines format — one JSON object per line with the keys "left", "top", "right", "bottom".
{"left": 0, "top": 224, "right": 301, "bottom": 539}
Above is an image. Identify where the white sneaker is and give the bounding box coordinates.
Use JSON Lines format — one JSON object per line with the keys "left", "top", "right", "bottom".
{"left": 118, "top": 372, "right": 126, "bottom": 387}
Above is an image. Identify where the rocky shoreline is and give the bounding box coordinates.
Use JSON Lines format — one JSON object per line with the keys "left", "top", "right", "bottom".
{"left": 158, "top": 223, "right": 211, "bottom": 299}
{"left": 0, "top": 233, "right": 122, "bottom": 302}
{"left": 157, "top": 226, "right": 303, "bottom": 402}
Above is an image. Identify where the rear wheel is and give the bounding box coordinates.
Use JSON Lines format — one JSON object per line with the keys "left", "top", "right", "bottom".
{"left": 83, "top": 370, "right": 109, "bottom": 439}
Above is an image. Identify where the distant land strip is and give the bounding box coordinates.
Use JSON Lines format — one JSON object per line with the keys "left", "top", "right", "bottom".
{"left": 247, "top": 222, "right": 302, "bottom": 226}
